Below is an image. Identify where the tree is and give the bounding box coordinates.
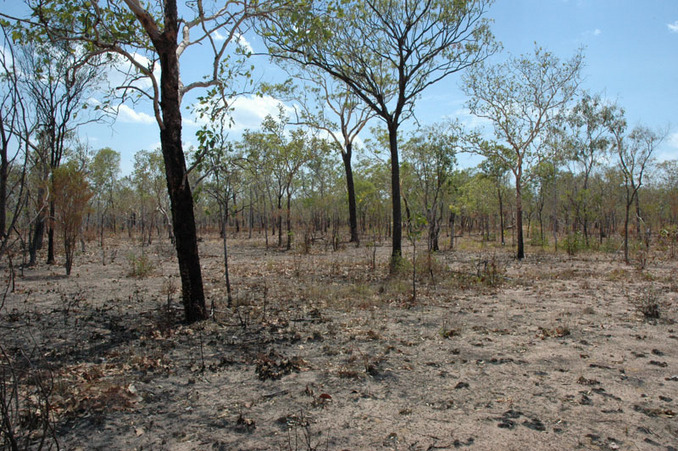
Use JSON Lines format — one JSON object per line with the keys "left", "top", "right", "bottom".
{"left": 608, "top": 113, "right": 663, "bottom": 263}
{"left": 89, "top": 147, "right": 121, "bottom": 249}
{"left": 194, "top": 133, "right": 242, "bottom": 308}
{"left": 241, "top": 108, "right": 313, "bottom": 250}
{"left": 265, "top": 73, "right": 373, "bottom": 245}
{"left": 52, "top": 161, "right": 92, "bottom": 275}
{"left": 11, "top": 0, "right": 289, "bottom": 322}
{"left": 478, "top": 151, "right": 510, "bottom": 245}
{"left": 401, "top": 123, "right": 459, "bottom": 252}
{"left": 463, "top": 46, "right": 583, "bottom": 259}
{"left": 563, "top": 92, "right": 613, "bottom": 246}
{"left": 261, "top": 0, "right": 496, "bottom": 268}
{"left": 7, "top": 39, "right": 104, "bottom": 266}
{"left": 0, "top": 26, "right": 32, "bottom": 258}
{"left": 132, "top": 149, "right": 170, "bottom": 245}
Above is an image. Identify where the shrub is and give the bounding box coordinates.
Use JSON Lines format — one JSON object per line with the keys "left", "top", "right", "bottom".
{"left": 633, "top": 288, "right": 661, "bottom": 321}
{"left": 562, "top": 232, "right": 583, "bottom": 256}
{"left": 127, "top": 252, "right": 155, "bottom": 278}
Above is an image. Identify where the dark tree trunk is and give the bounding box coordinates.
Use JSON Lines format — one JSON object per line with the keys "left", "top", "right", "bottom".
{"left": 387, "top": 121, "right": 402, "bottom": 267}
{"left": 341, "top": 144, "right": 359, "bottom": 245}
{"left": 624, "top": 198, "right": 631, "bottom": 264}
{"left": 29, "top": 187, "right": 46, "bottom": 266}
{"left": 515, "top": 175, "right": 525, "bottom": 260}
{"left": 498, "top": 186, "right": 505, "bottom": 245}
{"left": 47, "top": 201, "right": 55, "bottom": 264}
{"left": 0, "top": 120, "right": 7, "bottom": 239}
{"left": 221, "top": 203, "right": 232, "bottom": 307}
{"left": 285, "top": 187, "right": 292, "bottom": 251}
{"left": 154, "top": 1, "right": 206, "bottom": 323}
{"left": 277, "top": 194, "right": 283, "bottom": 248}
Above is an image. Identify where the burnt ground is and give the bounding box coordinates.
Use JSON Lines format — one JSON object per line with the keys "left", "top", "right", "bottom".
{"left": 1, "top": 234, "right": 677, "bottom": 450}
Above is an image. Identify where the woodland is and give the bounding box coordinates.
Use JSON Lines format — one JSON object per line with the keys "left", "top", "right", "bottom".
{"left": 0, "top": 0, "right": 676, "bottom": 450}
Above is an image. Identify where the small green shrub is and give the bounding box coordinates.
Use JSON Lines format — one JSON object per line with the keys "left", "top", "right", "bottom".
{"left": 562, "top": 232, "right": 583, "bottom": 256}
{"left": 127, "top": 252, "right": 155, "bottom": 278}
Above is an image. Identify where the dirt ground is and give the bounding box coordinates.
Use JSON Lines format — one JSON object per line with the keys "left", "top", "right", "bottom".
{"left": 1, "top": 234, "right": 677, "bottom": 450}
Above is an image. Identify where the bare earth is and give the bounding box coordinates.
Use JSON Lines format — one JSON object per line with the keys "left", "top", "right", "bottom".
{"left": 2, "top": 235, "right": 677, "bottom": 450}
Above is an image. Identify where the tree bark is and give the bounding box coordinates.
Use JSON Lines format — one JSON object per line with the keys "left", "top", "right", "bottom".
{"left": 154, "top": 0, "right": 206, "bottom": 322}
{"left": 285, "top": 186, "right": 292, "bottom": 250}
{"left": 342, "top": 144, "right": 359, "bottom": 245}
{"left": 388, "top": 121, "right": 402, "bottom": 266}
{"left": 498, "top": 186, "right": 505, "bottom": 245}
{"left": 0, "top": 119, "right": 7, "bottom": 239}
{"left": 46, "top": 200, "right": 56, "bottom": 264}
{"left": 515, "top": 175, "right": 525, "bottom": 259}
{"left": 624, "top": 199, "right": 631, "bottom": 264}
{"left": 29, "top": 187, "right": 46, "bottom": 266}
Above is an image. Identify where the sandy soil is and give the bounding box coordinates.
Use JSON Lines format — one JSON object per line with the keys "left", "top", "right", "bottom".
{"left": 1, "top": 235, "right": 677, "bottom": 450}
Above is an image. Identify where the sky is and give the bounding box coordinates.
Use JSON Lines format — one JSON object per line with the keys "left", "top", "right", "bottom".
{"left": 6, "top": 0, "right": 676, "bottom": 175}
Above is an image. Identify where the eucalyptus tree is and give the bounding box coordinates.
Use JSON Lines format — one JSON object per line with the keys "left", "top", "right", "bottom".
{"left": 401, "top": 123, "right": 459, "bottom": 252}
{"left": 656, "top": 160, "right": 678, "bottom": 227}
{"left": 52, "top": 160, "right": 92, "bottom": 275}
{"left": 132, "top": 149, "right": 171, "bottom": 245}
{"left": 478, "top": 150, "right": 510, "bottom": 245}
{"left": 264, "top": 72, "right": 373, "bottom": 244}
{"left": 7, "top": 39, "right": 104, "bottom": 266}
{"left": 0, "top": 26, "right": 32, "bottom": 258}
{"left": 194, "top": 134, "right": 242, "bottom": 308}
{"left": 5, "top": 0, "right": 293, "bottom": 322}
{"left": 261, "top": 0, "right": 497, "bottom": 268}
{"left": 463, "top": 46, "right": 583, "bottom": 259}
{"left": 562, "top": 92, "right": 614, "bottom": 246}
{"left": 607, "top": 113, "right": 664, "bottom": 262}
{"left": 241, "top": 108, "right": 313, "bottom": 250}
{"left": 89, "top": 147, "right": 121, "bottom": 248}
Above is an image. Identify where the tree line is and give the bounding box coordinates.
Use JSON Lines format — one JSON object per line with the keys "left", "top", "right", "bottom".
{"left": 0, "top": 0, "right": 675, "bottom": 324}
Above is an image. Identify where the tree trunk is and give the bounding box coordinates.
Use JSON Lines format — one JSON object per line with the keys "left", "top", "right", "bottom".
{"left": 277, "top": 194, "right": 283, "bottom": 248}
{"left": 0, "top": 126, "right": 7, "bottom": 239}
{"left": 222, "top": 203, "right": 232, "bottom": 308}
{"left": 515, "top": 176, "right": 525, "bottom": 260}
{"left": 635, "top": 193, "right": 641, "bottom": 239}
{"left": 29, "top": 187, "right": 47, "bottom": 266}
{"left": 624, "top": 199, "right": 631, "bottom": 264}
{"left": 449, "top": 212, "right": 455, "bottom": 249}
{"left": 285, "top": 187, "right": 292, "bottom": 251}
{"left": 387, "top": 121, "right": 402, "bottom": 267}
{"left": 498, "top": 186, "right": 505, "bottom": 245}
{"left": 341, "top": 145, "right": 359, "bottom": 245}
{"left": 47, "top": 200, "right": 56, "bottom": 264}
{"left": 155, "top": 5, "right": 206, "bottom": 323}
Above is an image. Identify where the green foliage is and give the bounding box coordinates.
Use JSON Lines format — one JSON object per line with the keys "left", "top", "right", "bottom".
{"left": 561, "top": 231, "right": 584, "bottom": 256}
{"left": 127, "top": 252, "right": 155, "bottom": 278}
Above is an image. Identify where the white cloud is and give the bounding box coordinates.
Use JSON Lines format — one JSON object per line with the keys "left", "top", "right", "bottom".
{"left": 105, "top": 52, "right": 161, "bottom": 92}
{"left": 668, "top": 21, "right": 678, "bottom": 33}
{"left": 235, "top": 33, "right": 254, "bottom": 54}
{"left": 581, "top": 28, "right": 602, "bottom": 39}
{"left": 189, "top": 95, "right": 292, "bottom": 132}
{"left": 116, "top": 104, "right": 156, "bottom": 125}
{"left": 212, "top": 30, "right": 226, "bottom": 41}
{"left": 446, "top": 107, "right": 493, "bottom": 130}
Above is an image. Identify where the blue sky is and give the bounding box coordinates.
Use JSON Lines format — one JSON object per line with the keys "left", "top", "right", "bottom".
{"left": 69, "top": 1, "right": 678, "bottom": 173}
